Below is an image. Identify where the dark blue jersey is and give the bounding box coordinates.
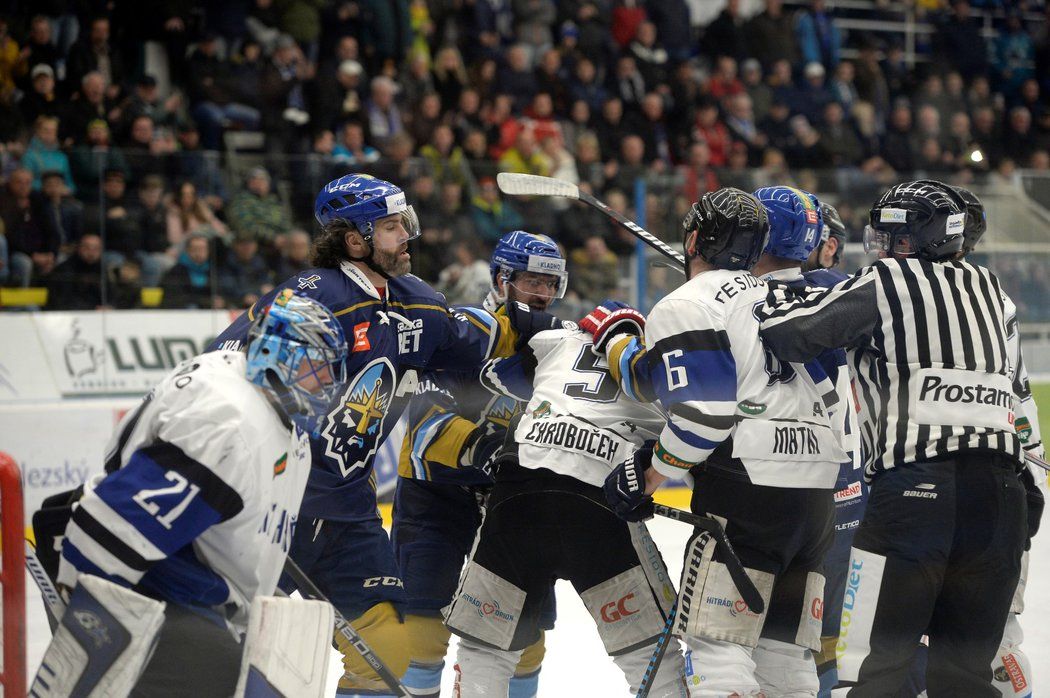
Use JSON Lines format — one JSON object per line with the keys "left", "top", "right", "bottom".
{"left": 210, "top": 262, "right": 514, "bottom": 521}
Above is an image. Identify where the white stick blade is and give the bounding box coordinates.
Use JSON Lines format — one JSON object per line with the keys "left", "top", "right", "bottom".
{"left": 496, "top": 173, "right": 581, "bottom": 200}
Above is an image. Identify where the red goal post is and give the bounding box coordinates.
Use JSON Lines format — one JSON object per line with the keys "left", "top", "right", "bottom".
{"left": 0, "top": 451, "right": 25, "bottom": 698}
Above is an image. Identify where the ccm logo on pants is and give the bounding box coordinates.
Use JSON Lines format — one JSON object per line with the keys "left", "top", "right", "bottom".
{"left": 600, "top": 594, "right": 638, "bottom": 623}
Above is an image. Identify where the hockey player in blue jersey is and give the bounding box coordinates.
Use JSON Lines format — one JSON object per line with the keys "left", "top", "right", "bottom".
{"left": 43, "top": 290, "right": 347, "bottom": 697}
{"left": 210, "top": 174, "right": 562, "bottom": 696}
{"left": 391, "top": 231, "right": 568, "bottom": 698}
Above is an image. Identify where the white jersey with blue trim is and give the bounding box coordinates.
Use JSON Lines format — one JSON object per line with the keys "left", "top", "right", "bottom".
{"left": 57, "top": 351, "right": 311, "bottom": 632}
{"left": 484, "top": 329, "right": 665, "bottom": 487}
{"left": 643, "top": 269, "right": 845, "bottom": 487}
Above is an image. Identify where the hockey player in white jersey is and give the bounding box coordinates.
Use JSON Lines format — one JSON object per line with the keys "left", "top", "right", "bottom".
{"left": 45, "top": 289, "right": 348, "bottom": 697}
{"left": 444, "top": 320, "right": 686, "bottom": 697}
{"left": 600, "top": 187, "right": 847, "bottom": 697}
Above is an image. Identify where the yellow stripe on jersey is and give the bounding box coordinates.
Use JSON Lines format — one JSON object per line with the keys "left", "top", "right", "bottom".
{"left": 334, "top": 299, "right": 382, "bottom": 316}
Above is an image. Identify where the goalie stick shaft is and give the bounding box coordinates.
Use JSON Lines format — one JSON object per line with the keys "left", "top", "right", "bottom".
{"left": 495, "top": 173, "right": 686, "bottom": 269}
{"left": 1026, "top": 450, "right": 1049, "bottom": 472}
{"left": 652, "top": 503, "right": 764, "bottom": 614}
{"left": 635, "top": 587, "right": 681, "bottom": 698}
{"left": 25, "top": 541, "right": 65, "bottom": 627}
{"left": 284, "top": 557, "right": 409, "bottom": 696}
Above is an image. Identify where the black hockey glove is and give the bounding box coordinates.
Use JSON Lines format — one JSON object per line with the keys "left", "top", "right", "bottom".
{"left": 462, "top": 428, "right": 506, "bottom": 479}
{"left": 579, "top": 299, "right": 646, "bottom": 355}
{"left": 504, "top": 301, "right": 568, "bottom": 350}
{"left": 604, "top": 443, "right": 655, "bottom": 522}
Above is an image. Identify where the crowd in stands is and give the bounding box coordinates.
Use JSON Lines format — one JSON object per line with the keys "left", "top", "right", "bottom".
{"left": 0, "top": 0, "right": 1049, "bottom": 313}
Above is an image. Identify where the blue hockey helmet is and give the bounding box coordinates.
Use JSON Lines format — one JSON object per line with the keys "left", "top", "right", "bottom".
{"left": 490, "top": 231, "right": 568, "bottom": 300}
{"left": 864, "top": 180, "right": 965, "bottom": 262}
{"left": 753, "top": 186, "right": 823, "bottom": 262}
{"left": 246, "top": 289, "right": 348, "bottom": 419}
{"left": 682, "top": 187, "right": 769, "bottom": 274}
{"left": 314, "top": 173, "right": 421, "bottom": 242}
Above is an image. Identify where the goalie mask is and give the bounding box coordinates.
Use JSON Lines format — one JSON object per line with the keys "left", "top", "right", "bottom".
{"left": 247, "top": 289, "right": 348, "bottom": 420}
{"left": 682, "top": 188, "right": 769, "bottom": 277}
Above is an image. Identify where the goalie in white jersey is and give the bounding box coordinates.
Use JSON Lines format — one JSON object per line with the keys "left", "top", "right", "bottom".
{"left": 600, "top": 188, "right": 847, "bottom": 697}
{"left": 42, "top": 289, "right": 348, "bottom": 698}
{"left": 444, "top": 323, "right": 686, "bottom": 697}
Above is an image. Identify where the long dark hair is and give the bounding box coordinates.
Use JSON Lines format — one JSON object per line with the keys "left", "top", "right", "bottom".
{"left": 310, "top": 220, "right": 355, "bottom": 268}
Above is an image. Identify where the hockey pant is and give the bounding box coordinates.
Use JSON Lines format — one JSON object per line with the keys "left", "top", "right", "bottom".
{"left": 836, "top": 453, "right": 1026, "bottom": 697}
{"left": 445, "top": 466, "right": 684, "bottom": 697}
{"left": 678, "top": 472, "right": 833, "bottom": 697}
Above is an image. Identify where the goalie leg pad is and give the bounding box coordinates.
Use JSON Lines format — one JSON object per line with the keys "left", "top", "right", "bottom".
{"left": 444, "top": 561, "right": 527, "bottom": 651}
{"left": 234, "top": 595, "right": 333, "bottom": 698}
{"left": 674, "top": 531, "right": 775, "bottom": 648}
{"left": 335, "top": 601, "right": 411, "bottom": 695}
{"left": 580, "top": 565, "right": 667, "bottom": 655}
{"left": 31, "top": 574, "right": 165, "bottom": 698}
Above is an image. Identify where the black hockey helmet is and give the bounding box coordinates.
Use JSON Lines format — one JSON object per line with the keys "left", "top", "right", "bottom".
{"left": 951, "top": 185, "right": 986, "bottom": 255}
{"left": 682, "top": 187, "right": 769, "bottom": 275}
{"left": 817, "top": 200, "right": 847, "bottom": 267}
{"left": 864, "top": 181, "right": 965, "bottom": 262}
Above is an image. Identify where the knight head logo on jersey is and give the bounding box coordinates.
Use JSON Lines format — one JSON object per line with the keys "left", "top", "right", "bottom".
{"left": 321, "top": 358, "right": 396, "bottom": 478}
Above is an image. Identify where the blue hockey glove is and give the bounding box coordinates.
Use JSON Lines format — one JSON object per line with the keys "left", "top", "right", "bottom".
{"left": 604, "top": 443, "right": 655, "bottom": 522}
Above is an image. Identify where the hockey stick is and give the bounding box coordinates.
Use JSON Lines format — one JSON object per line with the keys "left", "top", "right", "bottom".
{"left": 635, "top": 591, "right": 680, "bottom": 698}
{"left": 283, "top": 557, "right": 409, "bottom": 697}
{"left": 1026, "top": 451, "right": 1050, "bottom": 472}
{"left": 25, "top": 540, "right": 65, "bottom": 629}
{"left": 496, "top": 173, "right": 686, "bottom": 270}
{"left": 652, "top": 504, "right": 765, "bottom": 614}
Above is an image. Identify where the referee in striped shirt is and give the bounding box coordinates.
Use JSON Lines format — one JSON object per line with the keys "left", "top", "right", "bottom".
{"left": 756, "top": 181, "right": 1028, "bottom": 696}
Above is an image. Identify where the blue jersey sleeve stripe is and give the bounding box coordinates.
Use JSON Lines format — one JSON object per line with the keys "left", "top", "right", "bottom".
{"left": 140, "top": 442, "right": 244, "bottom": 521}
{"left": 666, "top": 419, "right": 723, "bottom": 451}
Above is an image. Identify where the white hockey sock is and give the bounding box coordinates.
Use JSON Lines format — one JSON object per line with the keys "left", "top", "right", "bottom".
{"left": 752, "top": 638, "right": 818, "bottom": 697}
{"left": 613, "top": 642, "right": 687, "bottom": 697}
{"left": 453, "top": 637, "right": 522, "bottom": 697}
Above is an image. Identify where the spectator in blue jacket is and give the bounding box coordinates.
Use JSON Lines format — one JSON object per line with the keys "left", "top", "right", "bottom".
{"left": 796, "top": 0, "right": 841, "bottom": 71}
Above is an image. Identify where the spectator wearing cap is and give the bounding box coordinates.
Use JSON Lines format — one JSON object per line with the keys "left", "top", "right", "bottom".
{"left": 365, "top": 75, "right": 404, "bottom": 148}
{"left": 935, "top": 2, "right": 988, "bottom": 81}
{"left": 15, "top": 17, "right": 60, "bottom": 91}
{"left": 795, "top": 61, "right": 834, "bottom": 126}
{"left": 61, "top": 72, "right": 111, "bottom": 146}
{"left": 313, "top": 58, "right": 365, "bottom": 132}
{"left": 160, "top": 232, "right": 223, "bottom": 309}
{"left": 470, "top": 176, "right": 524, "bottom": 243}
{"left": 0, "top": 168, "right": 60, "bottom": 286}
{"left": 46, "top": 233, "right": 105, "bottom": 310}
{"left": 24, "top": 116, "right": 76, "bottom": 194}
{"left": 188, "top": 33, "right": 262, "bottom": 151}
{"left": 40, "top": 171, "right": 84, "bottom": 250}
{"left": 220, "top": 232, "right": 273, "bottom": 308}
{"left": 746, "top": 0, "right": 800, "bottom": 70}
{"left": 704, "top": 0, "right": 749, "bottom": 63}
{"left": 83, "top": 168, "right": 141, "bottom": 267}
{"left": 796, "top": 0, "right": 841, "bottom": 71}
{"left": 66, "top": 17, "right": 126, "bottom": 100}
{"left": 69, "top": 119, "right": 130, "bottom": 199}
{"left": 228, "top": 167, "right": 291, "bottom": 246}
{"left": 19, "top": 64, "right": 61, "bottom": 125}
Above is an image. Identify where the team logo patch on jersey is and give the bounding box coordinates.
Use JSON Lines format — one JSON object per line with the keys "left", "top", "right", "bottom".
{"left": 531, "top": 400, "right": 552, "bottom": 418}
{"left": 273, "top": 453, "right": 287, "bottom": 476}
{"left": 484, "top": 395, "right": 519, "bottom": 428}
{"left": 1015, "top": 416, "right": 1032, "bottom": 443}
{"left": 297, "top": 274, "right": 321, "bottom": 290}
{"left": 320, "top": 357, "right": 396, "bottom": 478}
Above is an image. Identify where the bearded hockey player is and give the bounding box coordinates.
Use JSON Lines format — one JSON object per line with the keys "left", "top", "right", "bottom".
{"left": 210, "top": 174, "right": 561, "bottom": 696}
{"left": 601, "top": 187, "right": 846, "bottom": 697}
{"left": 41, "top": 291, "right": 347, "bottom": 697}
{"left": 391, "top": 231, "right": 568, "bottom": 697}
